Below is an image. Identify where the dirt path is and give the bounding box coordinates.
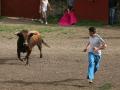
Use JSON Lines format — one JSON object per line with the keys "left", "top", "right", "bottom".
{"left": 0, "top": 19, "right": 120, "bottom": 90}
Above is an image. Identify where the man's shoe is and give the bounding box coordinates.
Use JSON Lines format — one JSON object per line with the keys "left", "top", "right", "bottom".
{"left": 45, "top": 22, "right": 48, "bottom": 25}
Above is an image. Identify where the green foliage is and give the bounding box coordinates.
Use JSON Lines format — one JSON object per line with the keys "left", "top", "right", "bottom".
{"left": 47, "top": 15, "right": 62, "bottom": 24}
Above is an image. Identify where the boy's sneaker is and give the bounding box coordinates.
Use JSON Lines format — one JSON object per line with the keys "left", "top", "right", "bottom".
{"left": 88, "top": 80, "right": 93, "bottom": 83}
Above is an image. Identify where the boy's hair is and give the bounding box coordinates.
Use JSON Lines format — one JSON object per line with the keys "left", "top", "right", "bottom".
{"left": 89, "top": 27, "right": 96, "bottom": 33}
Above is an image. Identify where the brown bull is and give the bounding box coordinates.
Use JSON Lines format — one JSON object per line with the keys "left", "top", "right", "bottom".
{"left": 15, "top": 30, "right": 50, "bottom": 65}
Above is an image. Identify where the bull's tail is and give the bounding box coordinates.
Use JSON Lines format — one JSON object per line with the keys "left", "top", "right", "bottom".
{"left": 42, "top": 39, "right": 50, "bottom": 48}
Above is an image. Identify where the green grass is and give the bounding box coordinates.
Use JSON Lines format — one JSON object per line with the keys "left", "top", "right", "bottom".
{"left": 0, "top": 23, "right": 74, "bottom": 33}
{"left": 99, "top": 83, "right": 112, "bottom": 90}
{"left": 0, "top": 24, "right": 31, "bottom": 33}
{"left": 0, "top": 16, "right": 6, "bottom": 19}
{"left": 76, "top": 20, "right": 105, "bottom": 27}
{"left": 0, "top": 23, "right": 76, "bottom": 39}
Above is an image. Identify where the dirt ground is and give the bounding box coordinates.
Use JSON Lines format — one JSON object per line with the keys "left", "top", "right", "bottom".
{"left": 0, "top": 18, "right": 120, "bottom": 90}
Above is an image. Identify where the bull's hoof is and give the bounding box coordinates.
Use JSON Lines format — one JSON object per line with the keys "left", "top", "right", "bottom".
{"left": 18, "top": 58, "right": 24, "bottom": 62}
{"left": 23, "top": 58, "right": 27, "bottom": 61}
{"left": 25, "top": 61, "right": 30, "bottom": 66}
{"left": 25, "top": 63, "right": 29, "bottom": 66}
{"left": 40, "top": 55, "right": 43, "bottom": 58}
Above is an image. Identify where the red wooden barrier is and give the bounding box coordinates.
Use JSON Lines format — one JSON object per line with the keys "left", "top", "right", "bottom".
{"left": 74, "top": 0, "right": 109, "bottom": 24}
{"left": 1, "top": 0, "right": 109, "bottom": 23}
{"left": 1, "top": 0, "right": 40, "bottom": 18}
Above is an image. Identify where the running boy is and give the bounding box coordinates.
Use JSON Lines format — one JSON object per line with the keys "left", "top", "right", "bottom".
{"left": 83, "top": 27, "right": 107, "bottom": 83}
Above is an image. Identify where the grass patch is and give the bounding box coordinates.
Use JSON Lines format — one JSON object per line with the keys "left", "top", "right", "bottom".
{"left": 37, "top": 27, "right": 57, "bottom": 33}
{"left": 0, "top": 24, "right": 31, "bottom": 33}
{"left": 0, "top": 24, "right": 77, "bottom": 41}
{"left": 99, "top": 83, "right": 112, "bottom": 90}
{"left": 76, "top": 20, "right": 105, "bottom": 27}
{"left": 0, "top": 23, "right": 76, "bottom": 39}
{"left": 0, "top": 23, "right": 74, "bottom": 34}
{"left": 0, "top": 16, "right": 6, "bottom": 19}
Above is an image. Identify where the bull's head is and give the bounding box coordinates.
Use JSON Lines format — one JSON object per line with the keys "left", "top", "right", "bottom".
{"left": 15, "top": 30, "right": 29, "bottom": 48}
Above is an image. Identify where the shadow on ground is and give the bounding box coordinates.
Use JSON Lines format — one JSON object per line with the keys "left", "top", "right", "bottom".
{"left": 0, "top": 79, "right": 89, "bottom": 88}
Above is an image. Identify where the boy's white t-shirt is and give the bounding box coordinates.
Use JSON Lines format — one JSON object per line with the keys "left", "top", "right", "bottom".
{"left": 88, "top": 34, "right": 105, "bottom": 55}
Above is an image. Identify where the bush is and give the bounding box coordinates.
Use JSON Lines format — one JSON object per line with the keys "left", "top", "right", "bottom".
{"left": 47, "top": 15, "right": 62, "bottom": 24}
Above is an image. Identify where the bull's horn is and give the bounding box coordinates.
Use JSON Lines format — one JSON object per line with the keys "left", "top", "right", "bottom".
{"left": 14, "top": 32, "right": 20, "bottom": 35}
